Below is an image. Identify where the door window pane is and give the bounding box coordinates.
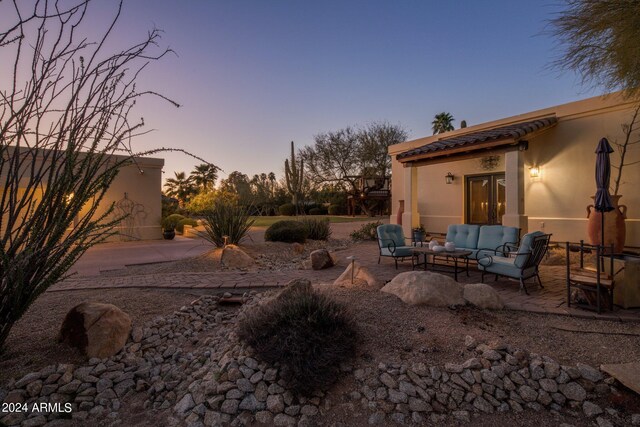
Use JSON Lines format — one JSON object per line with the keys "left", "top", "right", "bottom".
{"left": 495, "top": 177, "right": 506, "bottom": 224}
{"left": 469, "top": 178, "right": 489, "bottom": 224}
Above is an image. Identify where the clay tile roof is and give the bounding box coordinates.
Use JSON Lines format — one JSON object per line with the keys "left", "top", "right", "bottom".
{"left": 397, "top": 116, "right": 557, "bottom": 161}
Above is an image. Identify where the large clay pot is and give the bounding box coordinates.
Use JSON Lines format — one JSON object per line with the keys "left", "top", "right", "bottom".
{"left": 163, "top": 229, "right": 176, "bottom": 240}
{"left": 396, "top": 200, "right": 404, "bottom": 225}
{"left": 587, "top": 195, "right": 627, "bottom": 252}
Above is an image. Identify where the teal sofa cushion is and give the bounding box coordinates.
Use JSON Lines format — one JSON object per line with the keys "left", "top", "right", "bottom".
{"left": 477, "top": 256, "right": 537, "bottom": 278}
{"left": 380, "top": 246, "right": 414, "bottom": 257}
{"left": 514, "top": 231, "right": 545, "bottom": 266}
{"left": 446, "top": 224, "right": 480, "bottom": 250}
{"left": 477, "top": 225, "right": 519, "bottom": 250}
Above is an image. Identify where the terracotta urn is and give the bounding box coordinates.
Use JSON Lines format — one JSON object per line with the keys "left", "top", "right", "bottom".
{"left": 586, "top": 195, "right": 627, "bottom": 252}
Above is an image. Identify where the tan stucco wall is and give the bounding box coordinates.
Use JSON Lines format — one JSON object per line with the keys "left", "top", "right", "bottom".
{"left": 523, "top": 106, "right": 639, "bottom": 245}
{"left": 97, "top": 157, "right": 164, "bottom": 241}
{"left": 414, "top": 156, "right": 506, "bottom": 233}
{"left": 390, "top": 92, "right": 640, "bottom": 248}
{"left": 2, "top": 150, "right": 164, "bottom": 241}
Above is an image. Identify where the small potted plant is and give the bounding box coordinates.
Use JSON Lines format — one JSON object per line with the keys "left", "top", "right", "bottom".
{"left": 161, "top": 214, "right": 184, "bottom": 240}
{"left": 412, "top": 224, "right": 426, "bottom": 244}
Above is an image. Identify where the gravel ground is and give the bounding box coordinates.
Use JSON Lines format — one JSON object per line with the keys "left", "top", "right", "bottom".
{"left": 0, "top": 289, "right": 200, "bottom": 384}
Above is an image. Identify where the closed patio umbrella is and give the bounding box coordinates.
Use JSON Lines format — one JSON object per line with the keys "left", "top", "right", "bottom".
{"left": 594, "top": 138, "right": 614, "bottom": 248}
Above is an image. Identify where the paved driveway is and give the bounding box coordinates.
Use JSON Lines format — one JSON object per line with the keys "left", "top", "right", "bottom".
{"left": 68, "top": 236, "right": 213, "bottom": 276}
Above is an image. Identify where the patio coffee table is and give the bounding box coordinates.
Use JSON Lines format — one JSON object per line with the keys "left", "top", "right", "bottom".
{"left": 412, "top": 247, "right": 472, "bottom": 281}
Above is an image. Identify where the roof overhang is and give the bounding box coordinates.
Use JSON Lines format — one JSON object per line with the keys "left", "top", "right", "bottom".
{"left": 396, "top": 116, "right": 558, "bottom": 163}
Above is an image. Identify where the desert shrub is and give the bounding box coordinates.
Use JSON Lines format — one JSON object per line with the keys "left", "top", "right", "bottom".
{"left": 300, "top": 218, "right": 331, "bottom": 241}
{"left": 201, "top": 200, "right": 255, "bottom": 247}
{"left": 162, "top": 214, "right": 185, "bottom": 230}
{"left": 238, "top": 282, "right": 358, "bottom": 395}
{"left": 278, "top": 203, "right": 296, "bottom": 216}
{"left": 265, "top": 220, "right": 307, "bottom": 243}
{"left": 308, "top": 207, "right": 322, "bottom": 215}
{"left": 176, "top": 218, "right": 198, "bottom": 233}
{"left": 350, "top": 221, "right": 383, "bottom": 241}
{"left": 328, "top": 204, "right": 343, "bottom": 215}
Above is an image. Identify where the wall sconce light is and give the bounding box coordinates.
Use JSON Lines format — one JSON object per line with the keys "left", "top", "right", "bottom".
{"left": 529, "top": 166, "right": 540, "bottom": 179}
{"left": 445, "top": 172, "right": 454, "bottom": 184}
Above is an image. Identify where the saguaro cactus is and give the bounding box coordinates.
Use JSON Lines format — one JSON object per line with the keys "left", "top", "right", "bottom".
{"left": 285, "top": 141, "right": 304, "bottom": 214}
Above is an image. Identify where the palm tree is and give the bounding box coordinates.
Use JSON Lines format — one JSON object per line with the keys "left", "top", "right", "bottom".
{"left": 432, "top": 112, "right": 455, "bottom": 135}
{"left": 190, "top": 163, "right": 219, "bottom": 191}
{"left": 164, "top": 171, "right": 196, "bottom": 207}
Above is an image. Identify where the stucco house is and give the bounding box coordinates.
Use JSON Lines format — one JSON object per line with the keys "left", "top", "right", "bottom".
{"left": 389, "top": 92, "right": 639, "bottom": 249}
{"left": 2, "top": 149, "right": 165, "bottom": 241}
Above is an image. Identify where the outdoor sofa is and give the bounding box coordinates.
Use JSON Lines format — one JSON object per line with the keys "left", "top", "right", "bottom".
{"left": 445, "top": 224, "right": 520, "bottom": 259}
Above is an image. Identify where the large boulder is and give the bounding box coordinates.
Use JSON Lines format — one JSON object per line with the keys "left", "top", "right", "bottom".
{"left": 59, "top": 302, "right": 132, "bottom": 358}
{"left": 463, "top": 283, "right": 504, "bottom": 309}
{"left": 283, "top": 278, "right": 312, "bottom": 292}
{"left": 310, "top": 249, "right": 335, "bottom": 270}
{"left": 221, "top": 245, "right": 254, "bottom": 269}
{"left": 381, "top": 271, "right": 464, "bottom": 306}
{"left": 333, "top": 261, "right": 380, "bottom": 288}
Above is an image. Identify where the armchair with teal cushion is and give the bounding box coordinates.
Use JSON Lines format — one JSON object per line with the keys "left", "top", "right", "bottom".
{"left": 376, "top": 224, "right": 414, "bottom": 269}
{"left": 475, "top": 225, "right": 520, "bottom": 260}
{"left": 477, "top": 231, "right": 551, "bottom": 294}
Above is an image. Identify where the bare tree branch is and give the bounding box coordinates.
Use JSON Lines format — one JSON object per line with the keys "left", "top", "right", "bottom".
{"left": 0, "top": 0, "right": 182, "bottom": 350}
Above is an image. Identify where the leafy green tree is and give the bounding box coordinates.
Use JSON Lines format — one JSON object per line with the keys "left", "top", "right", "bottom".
{"left": 0, "top": 0, "right": 177, "bottom": 350}
{"left": 550, "top": 0, "right": 640, "bottom": 96}
{"left": 250, "top": 172, "right": 279, "bottom": 216}
{"left": 220, "top": 171, "right": 253, "bottom": 207}
{"left": 164, "top": 172, "right": 197, "bottom": 207}
{"left": 186, "top": 189, "right": 238, "bottom": 215}
{"left": 431, "top": 112, "right": 455, "bottom": 134}
{"left": 190, "top": 163, "right": 219, "bottom": 191}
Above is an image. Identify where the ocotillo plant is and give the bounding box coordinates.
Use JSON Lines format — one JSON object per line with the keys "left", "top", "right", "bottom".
{"left": 285, "top": 141, "right": 305, "bottom": 214}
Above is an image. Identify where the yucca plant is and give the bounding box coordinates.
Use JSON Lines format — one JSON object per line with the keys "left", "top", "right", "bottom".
{"left": 201, "top": 200, "right": 254, "bottom": 246}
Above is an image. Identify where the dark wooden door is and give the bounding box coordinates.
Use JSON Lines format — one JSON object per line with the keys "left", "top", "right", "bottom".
{"left": 465, "top": 174, "right": 505, "bottom": 225}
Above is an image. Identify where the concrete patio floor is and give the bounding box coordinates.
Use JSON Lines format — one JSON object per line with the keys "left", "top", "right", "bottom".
{"left": 54, "top": 235, "right": 640, "bottom": 322}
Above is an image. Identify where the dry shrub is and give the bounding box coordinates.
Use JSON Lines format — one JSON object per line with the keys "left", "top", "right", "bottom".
{"left": 237, "top": 282, "right": 358, "bottom": 395}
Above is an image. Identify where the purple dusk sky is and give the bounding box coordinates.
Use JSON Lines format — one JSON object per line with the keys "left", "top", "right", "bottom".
{"left": 87, "top": 0, "right": 598, "bottom": 182}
